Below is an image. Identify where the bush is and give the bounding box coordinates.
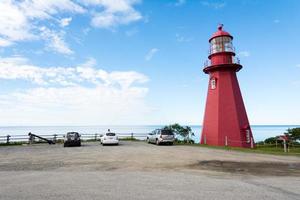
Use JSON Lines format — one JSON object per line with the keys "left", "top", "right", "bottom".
{"left": 174, "top": 138, "right": 195, "bottom": 144}
{"left": 119, "top": 137, "right": 138, "bottom": 141}
{"left": 264, "top": 137, "right": 277, "bottom": 144}
{"left": 163, "top": 123, "right": 195, "bottom": 143}
{"left": 285, "top": 127, "right": 300, "bottom": 142}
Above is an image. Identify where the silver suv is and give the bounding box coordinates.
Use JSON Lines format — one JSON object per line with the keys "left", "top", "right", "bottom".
{"left": 147, "top": 129, "right": 175, "bottom": 145}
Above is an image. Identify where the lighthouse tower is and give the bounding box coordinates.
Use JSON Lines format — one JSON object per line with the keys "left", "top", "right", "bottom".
{"left": 201, "top": 25, "right": 254, "bottom": 148}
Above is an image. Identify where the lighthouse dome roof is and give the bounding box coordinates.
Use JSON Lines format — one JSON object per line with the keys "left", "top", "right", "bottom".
{"left": 209, "top": 24, "right": 233, "bottom": 42}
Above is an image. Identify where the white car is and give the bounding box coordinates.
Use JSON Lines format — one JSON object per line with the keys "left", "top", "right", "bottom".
{"left": 100, "top": 132, "right": 119, "bottom": 145}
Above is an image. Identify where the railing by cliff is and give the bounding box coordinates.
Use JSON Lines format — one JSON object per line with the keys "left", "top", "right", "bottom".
{"left": 0, "top": 132, "right": 148, "bottom": 144}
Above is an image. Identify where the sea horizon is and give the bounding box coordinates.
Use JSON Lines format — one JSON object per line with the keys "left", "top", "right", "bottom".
{"left": 1, "top": 124, "right": 300, "bottom": 127}
{"left": 1, "top": 124, "right": 299, "bottom": 143}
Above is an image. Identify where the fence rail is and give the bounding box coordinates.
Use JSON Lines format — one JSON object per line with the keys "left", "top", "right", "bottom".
{"left": 0, "top": 132, "right": 148, "bottom": 144}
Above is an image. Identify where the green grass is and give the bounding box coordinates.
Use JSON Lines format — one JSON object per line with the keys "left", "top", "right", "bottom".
{"left": 1, "top": 139, "right": 299, "bottom": 156}
{"left": 0, "top": 141, "right": 25, "bottom": 146}
{"left": 119, "top": 137, "right": 139, "bottom": 141}
{"left": 182, "top": 143, "right": 300, "bottom": 156}
{"left": 84, "top": 139, "right": 99, "bottom": 142}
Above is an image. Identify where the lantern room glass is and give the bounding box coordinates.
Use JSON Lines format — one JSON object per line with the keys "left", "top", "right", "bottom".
{"left": 210, "top": 36, "right": 234, "bottom": 54}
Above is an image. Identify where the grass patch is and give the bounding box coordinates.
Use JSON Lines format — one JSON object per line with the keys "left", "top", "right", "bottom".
{"left": 183, "top": 143, "right": 300, "bottom": 156}
{"left": 83, "top": 139, "right": 99, "bottom": 142}
{"left": 0, "top": 142, "right": 25, "bottom": 146}
{"left": 119, "top": 137, "right": 140, "bottom": 141}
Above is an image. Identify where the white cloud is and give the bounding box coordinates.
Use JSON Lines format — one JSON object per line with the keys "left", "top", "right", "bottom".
{"left": 60, "top": 17, "right": 72, "bottom": 27}
{"left": 273, "top": 19, "right": 280, "bottom": 23}
{"left": 0, "top": 0, "right": 143, "bottom": 53}
{"left": 0, "top": 56, "right": 148, "bottom": 87}
{"left": 0, "top": 85, "right": 150, "bottom": 125}
{"left": 81, "top": 0, "right": 140, "bottom": 12}
{"left": 83, "top": 0, "right": 145, "bottom": 28}
{"left": 0, "top": 1, "right": 34, "bottom": 44}
{"left": 174, "top": 0, "right": 186, "bottom": 6}
{"left": 0, "top": 0, "right": 85, "bottom": 53}
{"left": 201, "top": 1, "right": 226, "bottom": 9}
{"left": 20, "top": 0, "right": 86, "bottom": 19}
{"left": 87, "top": 0, "right": 143, "bottom": 29}
{"left": 0, "top": 37, "right": 13, "bottom": 47}
{"left": 39, "top": 27, "right": 73, "bottom": 55}
{"left": 238, "top": 51, "right": 250, "bottom": 57}
{"left": 0, "top": 56, "right": 150, "bottom": 125}
{"left": 82, "top": 27, "right": 91, "bottom": 35}
{"left": 175, "top": 33, "right": 193, "bottom": 42}
{"left": 125, "top": 28, "right": 139, "bottom": 36}
{"left": 145, "top": 48, "right": 159, "bottom": 61}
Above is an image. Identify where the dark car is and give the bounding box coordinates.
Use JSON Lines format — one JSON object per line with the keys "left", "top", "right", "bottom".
{"left": 64, "top": 132, "right": 81, "bottom": 147}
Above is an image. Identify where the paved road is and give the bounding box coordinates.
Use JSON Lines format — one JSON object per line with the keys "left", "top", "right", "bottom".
{"left": 0, "top": 141, "right": 299, "bottom": 200}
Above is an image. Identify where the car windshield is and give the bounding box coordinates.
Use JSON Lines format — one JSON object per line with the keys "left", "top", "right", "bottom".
{"left": 67, "top": 132, "right": 78, "bottom": 139}
{"left": 161, "top": 130, "right": 173, "bottom": 135}
{"left": 106, "top": 133, "right": 116, "bottom": 136}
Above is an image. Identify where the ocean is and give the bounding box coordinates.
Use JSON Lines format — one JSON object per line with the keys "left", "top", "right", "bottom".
{"left": 0, "top": 125, "right": 299, "bottom": 143}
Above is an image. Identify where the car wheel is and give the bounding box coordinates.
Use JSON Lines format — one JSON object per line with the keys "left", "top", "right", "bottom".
{"left": 147, "top": 137, "right": 150, "bottom": 143}
{"left": 156, "top": 139, "right": 159, "bottom": 145}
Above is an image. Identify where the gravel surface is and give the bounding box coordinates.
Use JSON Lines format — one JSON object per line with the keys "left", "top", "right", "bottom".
{"left": 0, "top": 141, "right": 299, "bottom": 200}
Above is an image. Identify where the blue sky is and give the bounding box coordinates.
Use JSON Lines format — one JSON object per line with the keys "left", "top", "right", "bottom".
{"left": 0, "top": 0, "right": 299, "bottom": 125}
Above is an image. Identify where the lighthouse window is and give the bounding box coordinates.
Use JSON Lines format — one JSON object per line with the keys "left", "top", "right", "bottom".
{"left": 210, "top": 79, "right": 216, "bottom": 89}
{"left": 210, "top": 36, "right": 233, "bottom": 54}
{"left": 246, "top": 130, "right": 250, "bottom": 143}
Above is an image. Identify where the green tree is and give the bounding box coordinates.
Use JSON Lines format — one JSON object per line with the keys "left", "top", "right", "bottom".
{"left": 284, "top": 128, "right": 300, "bottom": 143}
{"left": 163, "top": 123, "right": 195, "bottom": 143}
{"left": 264, "top": 137, "right": 277, "bottom": 144}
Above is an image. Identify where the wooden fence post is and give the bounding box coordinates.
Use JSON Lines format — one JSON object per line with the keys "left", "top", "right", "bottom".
{"left": 28, "top": 132, "right": 34, "bottom": 144}
{"left": 250, "top": 137, "right": 254, "bottom": 149}
{"left": 94, "top": 134, "right": 97, "bottom": 141}
{"left": 53, "top": 134, "right": 57, "bottom": 143}
{"left": 204, "top": 135, "right": 206, "bottom": 145}
{"left": 6, "top": 135, "right": 10, "bottom": 144}
{"left": 225, "top": 136, "right": 228, "bottom": 146}
{"left": 283, "top": 139, "right": 287, "bottom": 153}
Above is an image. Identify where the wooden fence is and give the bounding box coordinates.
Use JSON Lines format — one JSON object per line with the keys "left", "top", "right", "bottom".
{"left": 0, "top": 133, "right": 148, "bottom": 144}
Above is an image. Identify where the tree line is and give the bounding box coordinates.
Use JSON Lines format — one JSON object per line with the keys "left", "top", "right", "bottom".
{"left": 259, "top": 127, "right": 300, "bottom": 145}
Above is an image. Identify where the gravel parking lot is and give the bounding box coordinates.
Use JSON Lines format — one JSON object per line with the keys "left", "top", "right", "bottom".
{"left": 0, "top": 141, "right": 300, "bottom": 200}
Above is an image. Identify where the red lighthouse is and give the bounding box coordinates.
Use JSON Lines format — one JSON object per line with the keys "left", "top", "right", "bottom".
{"left": 201, "top": 25, "right": 255, "bottom": 148}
